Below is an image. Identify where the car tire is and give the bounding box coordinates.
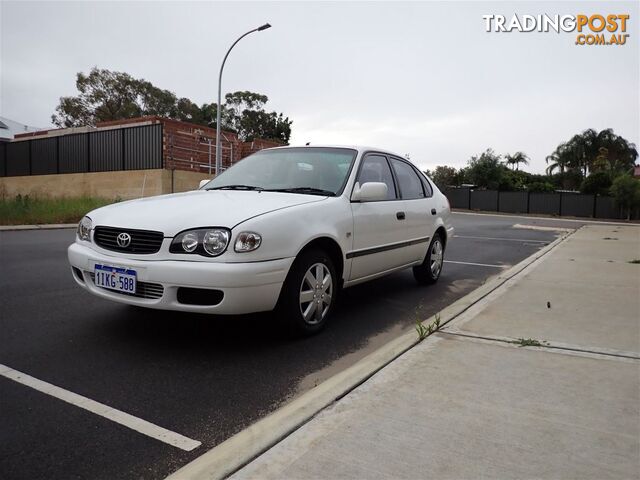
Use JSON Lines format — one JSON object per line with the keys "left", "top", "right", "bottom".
{"left": 276, "top": 249, "right": 337, "bottom": 336}
{"left": 413, "top": 232, "right": 445, "bottom": 285}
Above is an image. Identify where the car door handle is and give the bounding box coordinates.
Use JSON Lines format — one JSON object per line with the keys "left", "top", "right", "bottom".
{"left": 431, "top": 208, "right": 437, "bottom": 215}
{"left": 396, "top": 211, "right": 405, "bottom": 220}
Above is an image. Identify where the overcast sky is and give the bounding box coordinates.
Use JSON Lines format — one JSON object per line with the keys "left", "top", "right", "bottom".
{"left": 1, "top": 1, "right": 638, "bottom": 173}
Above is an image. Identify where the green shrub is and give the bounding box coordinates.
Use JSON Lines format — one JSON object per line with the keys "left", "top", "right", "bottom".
{"left": 609, "top": 175, "right": 640, "bottom": 220}
{"left": 526, "top": 181, "right": 555, "bottom": 192}
{"left": 580, "top": 171, "right": 612, "bottom": 195}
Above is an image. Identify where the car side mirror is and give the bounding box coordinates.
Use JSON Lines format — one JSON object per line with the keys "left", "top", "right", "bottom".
{"left": 351, "top": 182, "right": 388, "bottom": 202}
{"left": 198, "top": 179, "right": 210, "bottom": 190}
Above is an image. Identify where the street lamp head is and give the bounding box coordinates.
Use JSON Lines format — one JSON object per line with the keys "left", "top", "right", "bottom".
{"left": 258, "top": 23, "right": 272, "bottom": 31}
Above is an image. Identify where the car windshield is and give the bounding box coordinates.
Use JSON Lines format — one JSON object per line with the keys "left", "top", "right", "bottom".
{"left": 203, "top": 147, "right": 357, "bottom": 196}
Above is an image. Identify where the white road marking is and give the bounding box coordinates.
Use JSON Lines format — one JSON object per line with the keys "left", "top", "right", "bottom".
{"left": 444, "top": 260, "right": 507, "bottom": 268}
{"left": 0, "top": 363, "right": 201, "bottom": 452}
{"left": 455, "top": 235, "right": 548, "bottom": 243}
{"left": 513, "top": 224, "right": 573, "bottom": 233}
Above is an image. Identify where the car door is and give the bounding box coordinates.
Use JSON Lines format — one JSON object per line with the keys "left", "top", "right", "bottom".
{"left": 388, "top": 157, "right": 437, "bottom": 263}
{"left": 349, "top": 154, "right": 410, "bottom": 280}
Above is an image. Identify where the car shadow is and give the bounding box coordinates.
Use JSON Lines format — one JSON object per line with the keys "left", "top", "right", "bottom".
{"left": 102, "top": 268, "right": 451, "bottom": 356}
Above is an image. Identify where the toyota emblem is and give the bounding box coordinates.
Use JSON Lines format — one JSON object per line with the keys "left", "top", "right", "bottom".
{"left": 116, "top": 232, "right": 132, "bottom": 248}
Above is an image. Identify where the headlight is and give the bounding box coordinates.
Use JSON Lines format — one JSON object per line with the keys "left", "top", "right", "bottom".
{"left": 181, "top": 232, "right": 199, "bottom": 253}
{"left": 77, "top": 216, "right": 92, "bottom": 241}
{"left": 235, "top": 232, "right": 262, "bottom": 252}
{"left": 203, "top": 230, "right": 230, "bottom": 256}
{"left": 170, "top": 228, "right": 230, "bottom": 257}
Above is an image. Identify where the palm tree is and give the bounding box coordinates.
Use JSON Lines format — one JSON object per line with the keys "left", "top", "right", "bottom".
{"left": 596, "top": 129, "right": 638, "bottom": 174}
{"left": 546, "top": 143, "right": 577, "bottom": 189}
{"left": 556, "top": 128, "right": 637, "bottom": 177}
{"left": 504, "top": 151, "right": 530, "bottom": 171}
{"left": 545, "top": 143, "right": 570, "bottom": 175}
{"left": 547, "top": 128, "right": 639, "bottom": 181}
{"left": 564, "top": 129, "right": 597, "bottom": 176}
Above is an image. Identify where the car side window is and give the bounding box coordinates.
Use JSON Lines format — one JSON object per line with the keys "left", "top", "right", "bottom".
{"left": 420, "top": 173, "right": 434, "bottom": 197}
{"left": 390, "top": 158, "right": 425, "bottom": 199}
{"left": 357, "top": 155, "right": 397, "bottom": 200}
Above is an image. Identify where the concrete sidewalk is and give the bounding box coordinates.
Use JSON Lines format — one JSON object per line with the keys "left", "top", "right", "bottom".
{"left": 231, "top": 225, "right": 640, "bottom": 480}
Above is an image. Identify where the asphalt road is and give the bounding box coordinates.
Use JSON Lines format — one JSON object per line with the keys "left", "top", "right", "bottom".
{"left": 0, "top": 212, "right": 589, "bottom": 479}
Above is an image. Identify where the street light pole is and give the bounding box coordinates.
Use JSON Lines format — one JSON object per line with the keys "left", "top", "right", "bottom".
{"left": 215, "top": 23, "right": 271, "bottom": 176}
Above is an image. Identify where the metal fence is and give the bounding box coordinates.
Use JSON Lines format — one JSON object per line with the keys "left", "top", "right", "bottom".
{"left": 444, "top": 187, "right": 636, "bottom": 220}
{"left": 0, "top": 124, "right": 162, "bottom": 177}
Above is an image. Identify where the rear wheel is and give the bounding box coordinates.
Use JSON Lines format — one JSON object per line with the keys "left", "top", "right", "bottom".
{"left": 413, "top": 232, "right": 444, "bottom": 284}
{"left": 276, "top": 249, "right": 337, "bottom": 336}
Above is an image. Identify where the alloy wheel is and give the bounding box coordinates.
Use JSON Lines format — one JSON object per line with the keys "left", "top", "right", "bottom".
{"left": 430, "top": 239, "right": 443, "bottom": 277}
{"left": 299, "top": 262, "right": 333, "bottom": 325}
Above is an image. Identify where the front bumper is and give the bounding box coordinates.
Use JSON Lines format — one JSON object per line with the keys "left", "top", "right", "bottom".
{"left": 68, "top": 242, "right": 294, "bottom": 314}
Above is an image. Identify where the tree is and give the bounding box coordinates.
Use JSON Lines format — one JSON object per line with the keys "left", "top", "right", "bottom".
{"left": 466, "top": 149, "right": 508, "bottom": 190}
{"left": 224, "top": 91, "right": 292, "bottom": 142}
{"left": 527, "top": 181, "right": 555, "bottom": 192}
{"left": 429, "top": 166, "right": 460, "bottom": 189}
{"left": 545, "top": 145, "right": 571, "bottom": 175}
{"left": 52, "top": 68, "right": 292, "bottom": 142}
{"left": 546, "top": 129, "right": 638, "bottom": 179}
{"left": 503, "top": 151, "right": 530, "bottom": 171}
{"left": 592, "top": 129, "right": 638, "bottom": 174}
{"left": 580, "top": 171, "right": 612, "bottom": 196}
{"left": 52, "top": 68, "right": 180, "bottom": 127}
{"left": 609, "top": 175, "right": 640, "bottom": 220}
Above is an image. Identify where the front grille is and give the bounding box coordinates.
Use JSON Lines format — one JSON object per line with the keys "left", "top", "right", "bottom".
{"left": 94, "top": 226, "right": 164, "bottom": 254}
{"left": 88, "top": 272, "right": 164, "bottom": 300}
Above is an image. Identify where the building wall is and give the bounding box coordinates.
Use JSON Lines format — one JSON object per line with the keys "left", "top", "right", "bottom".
{"left": 11, "top": 116, "right": 284, "bottom": 176}
{"left": 160, "top": 118, "right": 282, "bottom": 172}
{"left": 167, "top": 169, "right": 211, "bottom": 194}
{"left": 0, "top": 169, "right": 209, "bottom": 200}
{"left": 2, "top": 116, "right": 283, "bottom": 202}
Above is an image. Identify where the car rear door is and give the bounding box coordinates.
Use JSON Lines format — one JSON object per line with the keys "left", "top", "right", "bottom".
{"left": 348, "top": 153, "right": 411, "bottom": 280}
{"left": 388, "top": 157, "right": 436, "bottom": 263}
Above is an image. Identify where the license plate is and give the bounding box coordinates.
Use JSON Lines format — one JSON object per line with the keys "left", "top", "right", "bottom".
{"left": 94, "top": 264, "right": 137, "bottom": 294}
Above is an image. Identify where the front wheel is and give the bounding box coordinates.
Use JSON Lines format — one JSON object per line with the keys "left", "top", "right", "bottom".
{"left": 276, "top": 249, "right": 337, "bottom": 336}
{"left": 413, "top": 233, "right": 445, "bottom": 285}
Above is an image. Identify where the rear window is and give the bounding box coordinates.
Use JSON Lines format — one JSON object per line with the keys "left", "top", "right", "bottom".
{"left": 390, "top": 158, "right": 425, "bottom": 199}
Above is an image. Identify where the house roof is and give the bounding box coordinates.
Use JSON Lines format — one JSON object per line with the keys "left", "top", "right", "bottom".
{"left": 0, "top": 116, "right": 42, "bottom": 141}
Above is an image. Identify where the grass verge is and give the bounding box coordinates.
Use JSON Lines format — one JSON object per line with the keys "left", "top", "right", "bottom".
{"left": 0, "top": 195, "right": 118, "bottom": 225}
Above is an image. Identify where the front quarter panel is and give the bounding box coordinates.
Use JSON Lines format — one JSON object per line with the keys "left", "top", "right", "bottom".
{"left": 225, "top": 196, "right": 353, "bottom": 273}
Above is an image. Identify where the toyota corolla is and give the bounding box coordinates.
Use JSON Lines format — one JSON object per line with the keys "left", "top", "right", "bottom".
{"left": 68, "top": 146, "right": 453, "bottom": 334}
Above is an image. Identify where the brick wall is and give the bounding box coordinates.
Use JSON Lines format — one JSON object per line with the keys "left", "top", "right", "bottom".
{"left": 161, "top": 119, "right": 237, "bottom": 173}
{"left": 96, "top": 116, "right": 283, "bottom": 174}
{"left": 160, "top": 118, "right": 282, "bottom": 173}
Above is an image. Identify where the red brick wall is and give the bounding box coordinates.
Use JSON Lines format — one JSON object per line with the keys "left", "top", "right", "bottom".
{"left": 160, "top": 118, "right": 283, "bottom": 173}
{"left": 161, "top": 119, "right": 240, "bottom": 173}
{"left": 239, "top": 138, "right": 283, "bottom": 159}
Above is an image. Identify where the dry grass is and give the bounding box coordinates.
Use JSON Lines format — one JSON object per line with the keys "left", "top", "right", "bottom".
{"left": 0, "top": 195, "right": 118, "bottom": 225}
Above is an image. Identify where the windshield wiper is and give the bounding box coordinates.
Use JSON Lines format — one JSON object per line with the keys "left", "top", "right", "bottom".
{"left": 266, "top": 187, "right": 335, "bottom": 196}
{"left": 206, "top": 185, "right": 264, "bottom": 191}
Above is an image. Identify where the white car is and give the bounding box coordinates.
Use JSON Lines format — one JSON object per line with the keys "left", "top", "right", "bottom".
{"left": 68, "top": 146, "right": 454, "bottom": 334}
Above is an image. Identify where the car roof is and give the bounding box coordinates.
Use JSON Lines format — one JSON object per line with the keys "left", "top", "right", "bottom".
{"left": 265, "top": 144, "right": 409, "bottom": 160}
